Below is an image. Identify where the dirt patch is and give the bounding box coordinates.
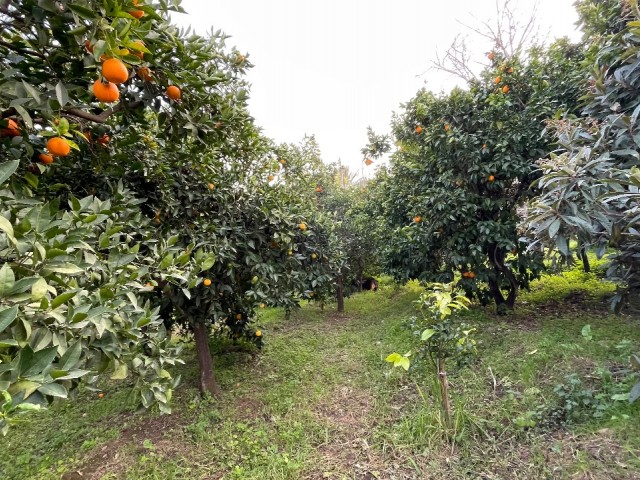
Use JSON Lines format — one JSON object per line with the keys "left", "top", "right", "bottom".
{"left": 63, "top": 411, "right": 189, "bottom": 480}
{"left": 306, "top": 386, "right": 417, "bottom": 479}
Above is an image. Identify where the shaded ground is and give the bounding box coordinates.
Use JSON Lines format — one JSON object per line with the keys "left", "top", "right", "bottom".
{"left": 2, "top": 264, "right": 640, "bottom": 479}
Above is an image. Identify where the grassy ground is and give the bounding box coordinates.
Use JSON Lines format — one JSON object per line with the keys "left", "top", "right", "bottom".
{"left": 2, "top": 262, "right": 640, "bottom": 479}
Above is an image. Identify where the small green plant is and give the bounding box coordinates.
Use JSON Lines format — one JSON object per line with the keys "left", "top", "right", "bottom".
{"left": 387, "top": 282, "right": 475, "bottom": 428}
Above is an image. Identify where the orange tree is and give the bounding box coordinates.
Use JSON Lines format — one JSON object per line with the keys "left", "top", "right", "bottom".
{"left": 0, "top": 0, "right": 333, "bottom": 427}
{"left": 373, "top": 40, "right": 586, "bottom": 312}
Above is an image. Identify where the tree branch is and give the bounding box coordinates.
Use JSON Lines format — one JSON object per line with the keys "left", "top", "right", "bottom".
{"left": 0, "top": 38, "right": 47, "bottom": 59}
{"left": 64, "top": 100, "right": 143, "bottom": 124}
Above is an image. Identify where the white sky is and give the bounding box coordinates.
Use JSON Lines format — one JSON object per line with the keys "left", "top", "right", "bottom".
{"left": 173, "top": 0, "right": 582, "bottom": 174}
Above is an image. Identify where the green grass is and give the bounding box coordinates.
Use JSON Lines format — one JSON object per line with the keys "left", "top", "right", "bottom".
{"left": 2, "top": 269, "right": 640, "bottom": 479}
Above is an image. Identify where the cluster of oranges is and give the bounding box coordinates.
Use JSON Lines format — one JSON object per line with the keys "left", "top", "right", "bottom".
{"left": 488, "top": 53, "right": 514, "bottom": 94}
{"left": 462, "top": 271, "right": 476, "bottom": 279}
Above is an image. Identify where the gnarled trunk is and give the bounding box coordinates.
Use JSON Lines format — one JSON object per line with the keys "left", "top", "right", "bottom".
{"left": 193, "top": 321, "right": 220, "bottom": 397}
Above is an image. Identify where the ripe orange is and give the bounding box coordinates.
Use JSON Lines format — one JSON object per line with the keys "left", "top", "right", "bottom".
{"left": 97, "top": 134, "right": 110, "bottom": 145}
{"left": 413, "top": 216, "right": 422, "bottom": 223}
{"left": 444, "top": 124, "right": 450, "bottom": 131}
{"left": 462, "top": 271, "right": 469, "bottom": 278}
{"left": 137, "top": 67, "right": 152, "bottom": 81}
{"left": 203, "top": 278, "right": 212, "bottom": 287}
{"left": 98, "top": 392, "right": 105, "bottom": 398}
{"left": 508, "top": 67, "right": 514, "bottom": 74}
{"left": 46, "top": 137, "right": 71, "bottom": 157}
{"left": 315, "top": 186, "right": 323, "bottom": 193}
{"left": 494, "top": 76, "right": 501, "bottom": 84}
{"left": 279, "top": 159, "right": 286, "bottom": 165}
{"left": 268, "top": 175, "right": 275, "bottom": 181}
{"left": 502, "top": 85, "right": 510, "bottom": 94}
{"left": 102, "top": 58, "right": 129, "bottom": 84}
{"left": 364, "top": 158, "right": 373, "bottom": 166}
{"left": 208, "top": 182, "right": 215, "bottom": 190}
{"left": 235, "top": 313, "right": 242, "bottom": 320}
{"left": 129, "top": 9, "right": 144, "bottom": 18}
{"left": 1, "top": 118, "right": 20, "bottom": 137}
{"left": 166, "top": 85, "right": 181, "bottom": 100}
{"left": 415, "top": 125, "right": 423, "bottom": 134}
{"left": 39, "top": 153, "right": 54, "bottom": 164}
{"left": 299, "top": 222, "right": 307, "bottom": 231}
{"left": 93, "top": 79, "right": 120, "bottom": 103}
{"left": 255, "top": 330, "right": 262, "bottom": 337}
{"left": 488, "top": 52, "right": 495, "bottom": 61}
{"left": 482, "top": 144, "right": 487, "bottom": 149}
{"left": 488, "top": 175, "right": 495, "bottom": 182}
{"left": 468, "top": 272, "right": 476, "bottom": 279}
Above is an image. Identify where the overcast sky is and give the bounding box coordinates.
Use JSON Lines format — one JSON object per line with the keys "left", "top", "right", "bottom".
{"left": 173, "top": 0, "right": 582, "bottom": 173}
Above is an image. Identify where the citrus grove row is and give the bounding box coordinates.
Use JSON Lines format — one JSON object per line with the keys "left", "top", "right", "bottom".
{"left": 1, "top": 0, "right": 639, "bottom": 431}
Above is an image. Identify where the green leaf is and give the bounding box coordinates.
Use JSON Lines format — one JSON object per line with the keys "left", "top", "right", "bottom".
{"left": 51, "top": 291, "right": 77, "bottom": 309}
{"left": 0, "top": 215, "right": 14, "bottom": 238}
{"left": 37, "top": 382, "right": 67, "bottom": 398}
{"left": 110, "top": 362, "right": 128, "bottom": 380}
{"left": 67, "top": 3, "right": 99, "bottom": 19}
{"left": 385, "top": 353, "right": 411, "bottom": 371}
{"left": 0, "top": 305, "right": 18, "bottom": 334}
{"left": 0, "top": 264, "right": 16, "bottom": 297}
{"left": 581, "top": 324, "right": 592, "bottom": 341}
{"left": 31, "top": 278, "right": 48, "bottom": 301}
{"left": 55, "top": 82, "right": 69, "bottom": 108}
{"left": 22, "top": 345, "right": 58, "bottom": 377}
{"left": 201, "top": 254, "right": 216, "bottom": 271}
{"left": 59, "top": 341, "right": 82, "bottom": 370}
{"left": 421, "top": 329, "right": 436, "bottom": 341}
{"left": 0, "top": 160, "right": 20, "bottom": 185}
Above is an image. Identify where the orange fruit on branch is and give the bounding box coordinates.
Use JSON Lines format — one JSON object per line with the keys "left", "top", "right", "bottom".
{"left": 488, "top": 175, "right": 495, "bottom": 182}
{"left": 166, "top": 85, "right": 181, "bottom": 100}
{"left": 203, "top": 278, "right": 212, "bottom": 287}
{"left": 137, "top": 67, "right": 152, "bottom": 81}
{"left": 235, "top": 313, "right": 242, "bottom": 320}
{"left": 413, "top": 216, "right": 422, "bottom": 223}
{"left": 46, "top": 137, "right": 71, "bottom": 156}
{"left": 129, "top": 9, "right": 144, "bottom": 18}
{"left": 102, "top": 58, "right": 129, "bottom": 84}
{"left": 494, "top": 76, "right": 501, "bottom": 84}
{"left": 1, "top": 118, "right": 20, "bottom": 137}
{"left": 298, "top": 222, "right": 307, "bottom": 231}
{"left": 415, "top": 125, "right": 423, "bottom": 134}
{"left": 488, "top": 52, "right": 495, "bottom": 61}
{"left": 255, "top": 330, "right": 262, "bottom": 337}
{"left": 93, "top": 79, "right": 120, "bottom": 103}
{"left": 364, "top": 158, "right": 373, "bottom": 166}
{"left": 502, "top": 85, "right": 510, "bottom": 94}
{"left": 38, "top": 153, "right": 54, "bottom": 164}
{"left": 208, "top": 183, "right": 215, "bottom": 190}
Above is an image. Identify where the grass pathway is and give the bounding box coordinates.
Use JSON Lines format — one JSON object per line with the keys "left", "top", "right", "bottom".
{"left": 3, "top": 270, "right": 640, "bottom": 479}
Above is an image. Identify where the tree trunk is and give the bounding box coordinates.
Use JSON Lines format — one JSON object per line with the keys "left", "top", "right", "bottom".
{"left": 285, "top": 307, "right": 291, "bottom": 321}
{"left": 437, "top": 357, "right": 452, "bottom": 429}
{"left": 579, "top": 244, "right": 590, "bottom": 273}
{"left": 336, "top": 274, "right": 345, "bottom": 313}
{"left": 193, "top": 321, "right": 220, "bottom": 397}
{"left": 488, "top": 245, "right": 517, "bottom": 313}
